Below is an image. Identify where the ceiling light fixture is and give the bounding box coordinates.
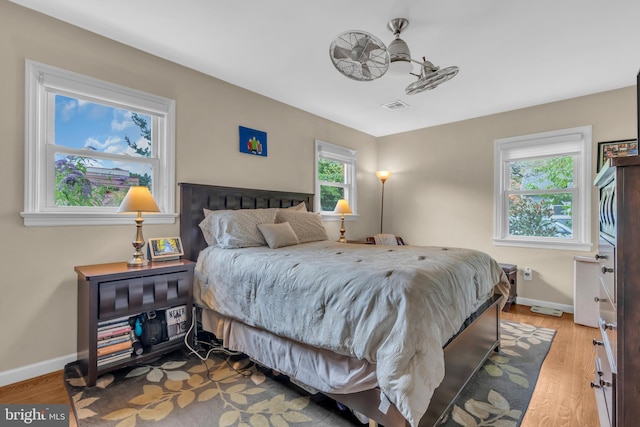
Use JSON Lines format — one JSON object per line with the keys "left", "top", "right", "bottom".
{"left": 387, "top": 18, "right": 412, "bottom": 75}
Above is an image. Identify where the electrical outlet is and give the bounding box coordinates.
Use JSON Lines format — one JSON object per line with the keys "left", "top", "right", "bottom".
{"left": 524, "top": 267, "right": 532, "bottom": 281}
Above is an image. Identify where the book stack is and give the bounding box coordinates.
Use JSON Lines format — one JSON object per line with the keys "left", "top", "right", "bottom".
{"left": 165, "top": 305, "right": 187, "bottom": 341}
{"left": 97, "top": 315, "right": 133, "bottom": 367}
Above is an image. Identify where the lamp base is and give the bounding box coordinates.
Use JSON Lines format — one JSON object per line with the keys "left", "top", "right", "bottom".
{"left": 127, "top": 215, "right": 148, "bottom": 267}
{"left": 127, "top": 255, "right": 148, "bottom": 267}
{"left": 338, "top": 214, "right": 347, "bottom": 243}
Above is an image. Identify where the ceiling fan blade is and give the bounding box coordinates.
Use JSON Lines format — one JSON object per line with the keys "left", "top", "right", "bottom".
{"left": 362, "top": 39, "right": 386, "bottom": 55}
{"left": 361, "top": 63, "right": 372, "bottom": 79}
{"left": 332, "top": 45, "right": 352, "bottom": 60}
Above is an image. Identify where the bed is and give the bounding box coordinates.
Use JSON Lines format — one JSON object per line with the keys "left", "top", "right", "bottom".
{"left": 179, "top": 183, "right": 509, "bottom": 427}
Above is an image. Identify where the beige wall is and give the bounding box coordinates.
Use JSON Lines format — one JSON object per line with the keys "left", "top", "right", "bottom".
{"left": 1, "top": 1, "right": 636, "bottom": 380}
{"left": 377, "top": 86, "right": 636, "bottom": 306}
{"left": 0, "top": 1, "right": 378, "bottom": 375}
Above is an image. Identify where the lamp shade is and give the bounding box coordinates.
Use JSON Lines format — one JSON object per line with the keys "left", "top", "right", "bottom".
{"left": 376, "top": 170, "right": 392, "bottom": 183}
{"left": 333, "top": 199, "right": 352, "bottom": 214}
{"left": 117, "top": 186, "right": 160, "bottom": 213}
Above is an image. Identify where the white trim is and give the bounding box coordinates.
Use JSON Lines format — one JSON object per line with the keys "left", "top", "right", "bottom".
{"left": 314, "top": 139, "right": 358, "bottom": 215}
{"left": 23, "top": 60, "right": 176, "bottom": 226}
{"left": 515, "top": 297, "right": 574, "bottom": 314}
{"left": 493, "top": 238, "right": 592, "bottom": 251}
{"left": 21, "top": 212, "right": 177, "bottom": 227}
{"left": 0, "top": 353, "right": 76, "bottom": 387}
{"left": 493, "top": 126, "right": 592, "bottom": 251}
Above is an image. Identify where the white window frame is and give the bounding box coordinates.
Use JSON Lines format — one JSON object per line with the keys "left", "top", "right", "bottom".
{"left": 493, "top": 126, "right": 592, "bottom": 251}
{"left": 22, "top": 60, "right": 177, "bottom": 226}
{"left": 314, "top": 140, "right": 357, "bottom": 218}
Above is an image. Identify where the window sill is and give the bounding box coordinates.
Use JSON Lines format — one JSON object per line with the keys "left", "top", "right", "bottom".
{"left": 21, "top": 212, "right": 178, "bottom": 227}
{"left": 320, "top": 213, "right": 359, "bottom": 222}
{"left": 493, "top": 238, "right": 592, "bottom": 252}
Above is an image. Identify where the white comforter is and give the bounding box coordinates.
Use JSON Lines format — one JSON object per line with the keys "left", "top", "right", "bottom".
{"left": 194, "top": 241, "right": 508, "bottom": 426}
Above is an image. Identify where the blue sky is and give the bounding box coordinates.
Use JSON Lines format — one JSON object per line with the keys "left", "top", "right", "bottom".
{"left": 55, "top": 94, "right": 151, "bottom": 156}
{"left": 54, "top": 95, "right": 152, "bottom": 175}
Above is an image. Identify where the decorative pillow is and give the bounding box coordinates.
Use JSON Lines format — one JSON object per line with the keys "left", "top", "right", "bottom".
{"left": 288, "top": 201, "right": 307, "bottom": 212}
{"left": 275, "top": 210, "right": 329, "bottom": 243}
{"left": 199, "top": 208, "right": 277, "bottom": 248}
{"left": 258, "top": 222, "right": 300, "bottom": 249}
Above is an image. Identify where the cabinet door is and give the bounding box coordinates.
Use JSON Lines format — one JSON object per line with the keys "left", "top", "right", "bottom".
{"left": 98, "top": 270, "right": 191, "bottom": 319}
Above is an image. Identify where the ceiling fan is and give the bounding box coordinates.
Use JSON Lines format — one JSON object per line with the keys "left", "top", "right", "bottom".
{"left": 329, "top": 18, "right": 459, "bottom": 95}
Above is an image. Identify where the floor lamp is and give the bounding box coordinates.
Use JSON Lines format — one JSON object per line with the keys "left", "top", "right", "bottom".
{"left": 375, "top": 171, "right": 392, "bottom": 233}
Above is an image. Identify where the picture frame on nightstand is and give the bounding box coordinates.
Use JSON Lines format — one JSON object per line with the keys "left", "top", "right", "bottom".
{"left": 147, "top": 237, "right": 184, "bottom": 261}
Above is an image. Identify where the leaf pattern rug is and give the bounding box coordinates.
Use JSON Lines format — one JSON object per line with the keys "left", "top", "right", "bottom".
{"left": 64, "top": 321, "right": 554, "bottom": 427}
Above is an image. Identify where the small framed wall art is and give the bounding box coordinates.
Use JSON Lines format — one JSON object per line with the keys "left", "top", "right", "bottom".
{"left": 147, "top": 237, "right": 184, "bottom": 261}
{"left": 239, "top": 126, "right": 267, "bottom": 157}
{"left": 597, "top": 139, "right": 638, "bottom": 171}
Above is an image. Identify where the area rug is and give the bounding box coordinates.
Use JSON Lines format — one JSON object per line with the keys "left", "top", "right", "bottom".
{"left": 64, "top": 321, "right": 555, "bottom": 427}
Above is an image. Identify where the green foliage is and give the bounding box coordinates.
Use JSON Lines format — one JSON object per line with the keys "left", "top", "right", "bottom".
{"left": 124, "top": 113, "right": 152, "bottom": 157}
{"left": 320, "top": 186, "right": 343, "bottom": 211}
{"left": 509, "top": 197, "right": 558, "bottom": 237}
{"left": 318, "top": 159, "right": 343, "bottom": 182}
{"left": 131, "top": 172, "right": 151, "bottom": 188}
{"left": 55, "top": 156, "right": 108, "bottom": 206}
{"left": 318, "top": 159, "right": 345, "bottom": 211}
{"left": 509, "top": 156, "right": 574, "bottom": 235}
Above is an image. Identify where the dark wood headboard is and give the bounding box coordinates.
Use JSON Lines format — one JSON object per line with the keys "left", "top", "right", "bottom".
{"left": 179, "top": 183, "right": 314, "bottom": 261}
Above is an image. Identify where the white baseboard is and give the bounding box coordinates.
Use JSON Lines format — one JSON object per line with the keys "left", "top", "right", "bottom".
{"left": 516, "top": 297, "right": 574, "bottom": 314}
{"left": 0, "top": 353, "right": 76, "bottom": 387}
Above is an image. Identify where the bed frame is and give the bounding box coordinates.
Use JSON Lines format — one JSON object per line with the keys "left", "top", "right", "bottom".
{"left": 179, "top": 182, "right": 502, "bottom": 427}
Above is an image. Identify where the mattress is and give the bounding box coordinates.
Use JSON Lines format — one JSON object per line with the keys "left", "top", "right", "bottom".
{"left": 194, "top": 241, "right": 508, "bottom": 426}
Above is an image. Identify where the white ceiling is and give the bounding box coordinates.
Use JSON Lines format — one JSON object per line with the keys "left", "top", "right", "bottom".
{"left": 10, "top": 0, "right": 640, "bottom": 137}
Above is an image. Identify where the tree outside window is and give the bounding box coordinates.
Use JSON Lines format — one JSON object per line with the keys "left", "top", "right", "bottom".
{"left": 54, "top": 95, "right": 154, "bottom": 207}
{"left": 23, "top": 60, "right": 176, "bottom": 226}
{"left": 314, "top": 140, "right": 357, "bottom": 215}
{"left": 508, "top": 156, "right": 574, "bottom": 238}
{"left": 493, "top": 126, "right": 592, "bottom": 251}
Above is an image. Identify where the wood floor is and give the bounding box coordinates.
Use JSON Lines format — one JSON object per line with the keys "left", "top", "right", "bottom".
{"left": 0, "top": 304, "right": 598, "bottom": 427}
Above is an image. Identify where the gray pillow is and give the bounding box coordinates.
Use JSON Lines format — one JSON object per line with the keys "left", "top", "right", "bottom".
{"left": 275, "top": 210, "right": 329, "bottom": 243}
{"left": 258, "top": 222, "right": 300, "bottom": 248}
{"left": 199, "top": 208, "right": 277, "bottom": 248}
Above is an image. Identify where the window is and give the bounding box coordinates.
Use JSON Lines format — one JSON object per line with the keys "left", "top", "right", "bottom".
{"left": 314, "top": 140, "right": 357, "bottom": 216}
{"left": 493, "top": 126, "right": 592, "bottom": 251}
{"left": 22, "top": 60, "right": 176, "bottom": 226}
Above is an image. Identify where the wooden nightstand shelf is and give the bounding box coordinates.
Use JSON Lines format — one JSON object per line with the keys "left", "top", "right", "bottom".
{"left": 75, "top": 260, "right": 194, "bottom": 386}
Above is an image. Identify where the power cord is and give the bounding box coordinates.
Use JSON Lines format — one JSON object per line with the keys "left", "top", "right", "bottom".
{"left": 183, "top": 306, "right": 252, "bottom": 379}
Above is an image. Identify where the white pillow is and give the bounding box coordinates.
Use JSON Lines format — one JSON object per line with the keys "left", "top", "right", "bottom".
{"left": 199, "top": 209, "right": 277, "bottom": 248}
{"left": 258, "top": 222, "right": 300, "bottom": 249}
{"left": 288, "top": 201, "right": 308, "bottom": 212}
{"left": 275, "top": 210, "right": 328, "bottom": 243}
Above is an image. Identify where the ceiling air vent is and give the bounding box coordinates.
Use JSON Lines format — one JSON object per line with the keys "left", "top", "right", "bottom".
{"left": 382, "top": 100, "right": 409, "bottom": 111}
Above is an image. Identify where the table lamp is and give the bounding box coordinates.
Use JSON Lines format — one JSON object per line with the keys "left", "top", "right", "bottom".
{"left": 333, "top": 199, "right": 352, "bottom": 243}
{"left": 117, "top": 186, "right": 160, "bottom": 267}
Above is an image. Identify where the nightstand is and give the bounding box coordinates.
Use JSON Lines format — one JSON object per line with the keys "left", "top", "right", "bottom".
{"left": 75, "top": 260, "right": 194, "bottom": 386}
{"left": 499, "top": 263, "right": 517, "bottom": 312}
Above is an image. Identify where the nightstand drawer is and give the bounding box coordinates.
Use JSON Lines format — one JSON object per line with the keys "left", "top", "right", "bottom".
{"left": 98, "top": 271, "right": 191, "bottom": 319}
